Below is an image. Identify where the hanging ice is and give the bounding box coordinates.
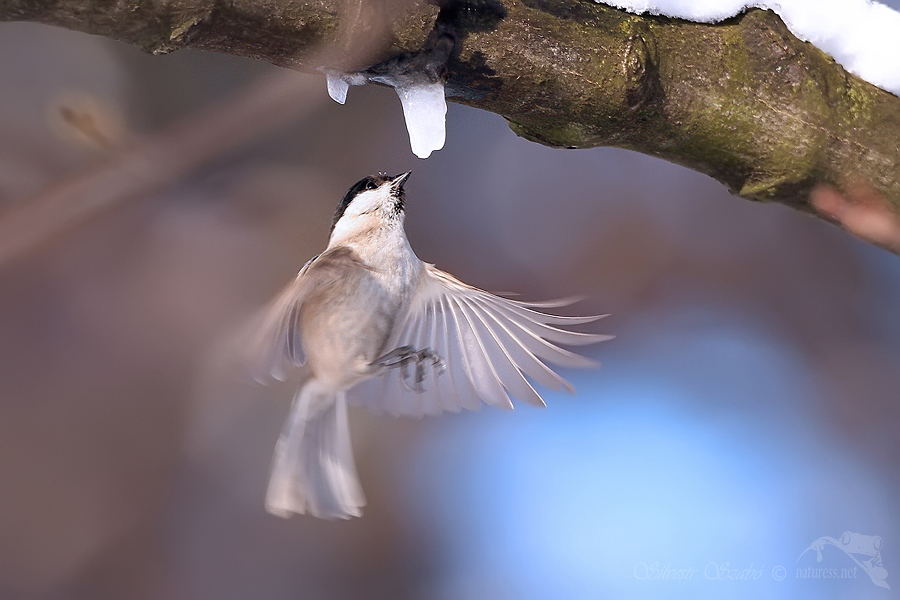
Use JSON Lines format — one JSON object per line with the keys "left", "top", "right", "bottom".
{"left": 325, "top": 71, "right": 350, "bottom": 104}
{"left": 394, "top": 81, "right": 447, "bottom": 159}
{"left": 322, "top": 70, "right": 367, "bottom": 105}
{"left": 321, "top": 68, "right": 448, "bottom": 159}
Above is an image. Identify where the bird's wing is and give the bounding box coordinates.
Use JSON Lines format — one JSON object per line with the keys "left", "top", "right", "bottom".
{"left": 243, "top": 256, "right": 315, "bottom": 383}
{"left": 246, "top": 248, "right": 371, "bottom": 383}
{"left": 348, "top": 264, "right": 613, "bottom": 417}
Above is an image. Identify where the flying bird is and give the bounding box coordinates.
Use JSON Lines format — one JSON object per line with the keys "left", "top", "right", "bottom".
{"left": 250, "top": 172, "right": 611, "bottom": 519}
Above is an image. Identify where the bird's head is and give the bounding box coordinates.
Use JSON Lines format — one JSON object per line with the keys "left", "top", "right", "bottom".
{"left": 329, "top": 171, "right": 411, "bottom": 244}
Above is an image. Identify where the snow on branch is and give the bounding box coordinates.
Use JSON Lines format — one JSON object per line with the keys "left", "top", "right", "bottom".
{"left": 597, "top": 0, "right": 900, "bottom": 96}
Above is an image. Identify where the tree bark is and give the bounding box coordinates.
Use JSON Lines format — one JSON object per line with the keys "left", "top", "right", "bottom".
{"left": 4, "top": 0, "right": 900, "bottom": 218}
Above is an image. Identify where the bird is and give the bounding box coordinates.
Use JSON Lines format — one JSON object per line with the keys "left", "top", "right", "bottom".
{"left": 248, "top": 171, "right": 611, "bottom": 519}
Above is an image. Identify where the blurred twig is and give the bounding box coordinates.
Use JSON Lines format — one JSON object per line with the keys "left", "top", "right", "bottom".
{"left": 0, "top": 72, "right": 322, "bottom": 266}
{"left": 0, "top": 3, "right": 401, "bottom": 267}
{"left": 811, "top": 183, "right": 900, "bottom": 254}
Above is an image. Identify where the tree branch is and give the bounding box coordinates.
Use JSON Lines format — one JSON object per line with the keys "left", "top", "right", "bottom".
{"left": 5, "top": 0, "right": 900, "bottom": 232}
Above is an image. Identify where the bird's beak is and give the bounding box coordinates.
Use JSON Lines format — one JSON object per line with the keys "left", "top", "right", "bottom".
{"left": 391, "top": 171, "right": 412, "bottom": 191}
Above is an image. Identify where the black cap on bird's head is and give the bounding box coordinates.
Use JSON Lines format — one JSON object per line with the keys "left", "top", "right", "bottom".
{"left": 331, "top": 171, "right": 411, "bottom": 233}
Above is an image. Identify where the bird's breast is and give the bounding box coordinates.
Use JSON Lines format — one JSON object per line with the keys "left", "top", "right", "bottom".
{"left": 300, "top": 242, "right": 423, "bottom": 389}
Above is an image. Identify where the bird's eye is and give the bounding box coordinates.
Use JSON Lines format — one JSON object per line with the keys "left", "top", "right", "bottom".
{"left": 365, "top": 181, "right": 378, "bottom": 191}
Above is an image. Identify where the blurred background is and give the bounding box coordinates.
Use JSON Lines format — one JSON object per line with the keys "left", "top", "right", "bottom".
{"left": 1, "top": 9, "right": 899, "bottom": 600}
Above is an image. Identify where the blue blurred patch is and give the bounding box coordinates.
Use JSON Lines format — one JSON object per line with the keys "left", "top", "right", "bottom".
{"left": 408, "top": 312, "right": 894, "bottom": 600}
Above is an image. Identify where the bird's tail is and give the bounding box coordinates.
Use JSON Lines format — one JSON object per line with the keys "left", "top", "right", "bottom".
{"left": 265, "top": 380, "right": 365, "bottom": 519}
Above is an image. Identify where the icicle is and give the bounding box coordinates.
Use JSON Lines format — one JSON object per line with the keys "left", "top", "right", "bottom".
{"left": 325, "top": 71, "right": 350, "bottom": 104}
{"left": 320, "top": 68, "right": 448, "bottom": 158}
{"left": 321, "top": 69, "right": 367, "bottom": 105}
{"left": 394, "top": 81, "right": 447, "bottom": 159}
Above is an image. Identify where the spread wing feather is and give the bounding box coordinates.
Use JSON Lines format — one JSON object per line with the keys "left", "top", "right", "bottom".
{"left": 244, "top": 265, "right": 311, "bottom": 383}
{"left": 348, "top": 265, "right": 612, "bottom": 417}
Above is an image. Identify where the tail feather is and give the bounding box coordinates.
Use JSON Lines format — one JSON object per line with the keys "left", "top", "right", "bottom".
{"left": 266, "top": 382, "right": 365, "bottom": 519}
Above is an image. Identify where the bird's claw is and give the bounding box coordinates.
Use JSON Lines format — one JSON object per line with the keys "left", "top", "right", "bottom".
{"left": 372, "top": 345, "right": 445, "bottom": 393}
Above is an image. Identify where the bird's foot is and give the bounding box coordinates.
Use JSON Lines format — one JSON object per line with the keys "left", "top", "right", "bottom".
{"left": 372, "top": 345, "right": 445, "bottom": 392}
